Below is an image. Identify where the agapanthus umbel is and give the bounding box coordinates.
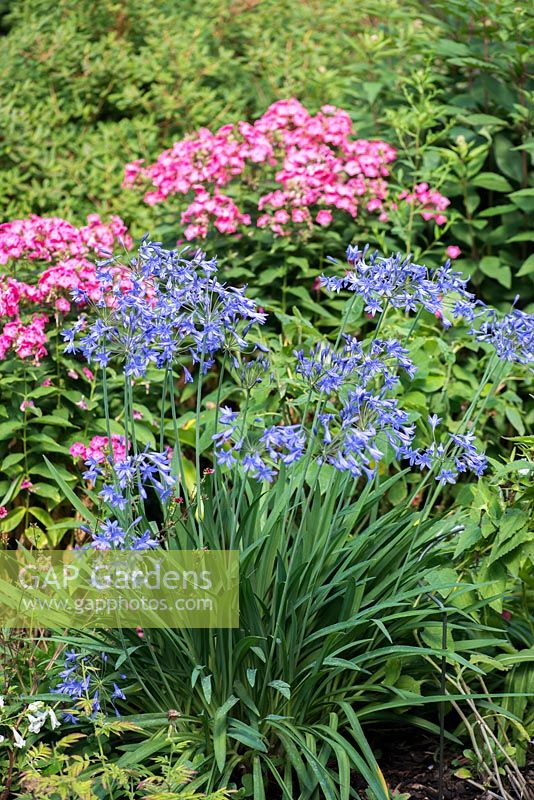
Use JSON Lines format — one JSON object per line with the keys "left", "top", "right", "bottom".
{"left": 400, "top": 421, "right": 487, "bottom": 485}
{"left": 88, "top": 516, "right": 160, "bottom": 550}
{"left": 82, "top": 446, "right": 175, "bottom": 504}
{"left": 76, "top": 446, "right": 174, "bottom": 550}
{"left": 214, "top": 335, "right": 418, "bottom": 482}
{"left": 321, "top": 244, "right": 534, "bottom": 369}
{"left": 320, "top": 244, "right": 477, "bottom": 324}
{"left": 213, "top": 412, "right": 306, "bottom": 481}
{"left": 125, "top": 99, "right": 449, "bottom": 240}
{"left": 52, "top": 649, "right": 127, "bottom": 719}
{"left": 0, "top": 214, "right": 131, "bottom": 365}
{"left": 474, "top": 305, "right": 534, "bottom": 367}
{"left": 295, "top": 336, "right": 416, "bottom": 394}
{"left": 62, "top": 240, "right": 267, "bottom": 378}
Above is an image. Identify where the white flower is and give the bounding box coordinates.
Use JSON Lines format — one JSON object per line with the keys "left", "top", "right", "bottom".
{"left": 0, "top": 735, "right": 5, "bottom": 743}
{"left": 48, "top": 708, "right": 60, "bottom": 730}
{"left": 27, "top": 712, "right": 47, "bottom": 734}
{"left": 27, "top": 701, "right": 44, "bottom": 713}
{"left": 0, "top": 696, "right": 4, "bottom": 708}
{"left": 12, "top": 728, "right": 26, "bottom": 748}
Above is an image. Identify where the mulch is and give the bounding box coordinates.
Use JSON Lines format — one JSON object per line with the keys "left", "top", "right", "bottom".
{"left": 350, "top": 728, "right": 533, "bottom": 799}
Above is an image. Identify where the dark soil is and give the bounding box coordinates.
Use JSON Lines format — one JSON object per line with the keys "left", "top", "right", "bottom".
{"left": 351, "top": 728, "right": 533, "bottom": 799}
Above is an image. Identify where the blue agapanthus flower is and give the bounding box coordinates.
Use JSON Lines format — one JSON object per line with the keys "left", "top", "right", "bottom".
{"left": 52, "top": 650, "right": 128, "bottom": 720}
{"left": 213, "top": 332, "right": 418, "bottom": 482}
{"left": 320, "top": 244, "right": 477, "bottom": 325}
{"left": 62, "top": 240, "right": 267, "bottom": 378}
{"left": 474, "top": 305, "right": 534, "bottom": 367}
{"left": 399, "top": 427, "right": 487, "bottom": 485}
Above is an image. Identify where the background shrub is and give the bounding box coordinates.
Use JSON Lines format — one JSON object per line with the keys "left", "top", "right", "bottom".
{"left": 0, "top": 0, "right": 532, "bottom": 302}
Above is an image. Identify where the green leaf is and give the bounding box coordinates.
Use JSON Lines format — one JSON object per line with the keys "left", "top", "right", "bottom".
{"left": 201, "top": 674, "right": 212, "bottom": 704}
{"left": 1, "top": 453, "right": 25, "bottom": 471}
{"left": 509, "top": 188, "right": 534, "bottom": 211}
{"left": 507, "top": 231, "right": 533, "bottom": 243}
{"left": 494, "top": 135, "right": 523, "bottom": 183}
{"left": 434, "top": 40, "right": 471, "bottom": 58}
{"left": 228, "top": 721, "right": 267, "bottom": 753}
{"left": 0, "top": 506, "right": 26, "bottom": 533}
{"left": 463, "top": 113, "right": 507, "bottom": 128}
{"left": 455, "top": 768, "right": 473, "bottom": 779}
{"left": 29, "top": 415, "right": 75, "bottom": 428}
{"left": 505, "top": 407, "right": 525, "bottom": 435}
{"left": 247, "top": 668, "right": 257, "bottom": 687}
{"left": 517, "top": 254, "right": 534, "bottom": 277}
{"left": 472, "top": 172, "right": 513, "bottom": 193}
{"left": 362, "top": 81, "right": 382, "bottom": 105}
{"left": 0, "top": 421, "right": 21, "bottom": 441}
{"left": 30, "top": 482, "right": 62, "bottom": 502}
{"left": 43, "top": 456, "right": 96, "bottom": 526}
{"left": 453, "top": 525, "right": 481, "bottom": 558}
{"left": 268, "top": 680, "right": 291, "bottom": 700}
{"left": 253, "top": 756, "right": 266, "bottom": 800}
{"left": 28, "top": 506, "right": 55, "bottom": 528}
{"left": 478, "top": 204, "right": 518, "bottom": 218}
{"left": 421, "top": 375, "right": 446, "bottom": 392}
{"left": 479, "top": 256, "right": 511, "bottom": 287}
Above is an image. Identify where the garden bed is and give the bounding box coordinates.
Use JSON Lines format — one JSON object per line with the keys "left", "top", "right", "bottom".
{"left": 352, "top": 730, "right": 534, "bottom": 800}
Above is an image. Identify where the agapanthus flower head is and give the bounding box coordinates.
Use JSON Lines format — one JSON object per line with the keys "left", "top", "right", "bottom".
{"left": 233, "top": 351, "right": 271, "bottom": 390}
{"left": 63, "top": 240, "right": 266, "bottom": 378}
{"left": 84, "top": 445, "right": 176, "bottom": 512}
{"left": 90, "top": 515, "right": 159, "bottom": 550}
{"left": 318, "top": 387, "right": 415, "bottom": 479}
{"left": 52, "top": 649, "right": 127, "bottom": 719}
{"left": 214, "top": 412, "right": 306, "bottom": 482}
{"left": 215, "top": 332, "right": 419, "bottom": 482}
{"left": 399, "top": 424, "right": 487, "bottom": 484}
{"left": 474, "top": 304, "right": 534, "bottom": 367}
{"left": 295, "top": 335, "right": 415, "bottom": 394}
{"left": 321, "top": 244, "right": 476, "bottom": 325}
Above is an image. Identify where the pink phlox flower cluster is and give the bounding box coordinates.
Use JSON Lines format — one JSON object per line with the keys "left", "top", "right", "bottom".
{"left": 181, "top": 191, "right": 251, "bottom": 240}
{"left": 0, "top": 215, "right": 131, "bottom": 364}
{"left": 398, "top": 183, "right": 450, "bottom": 226}
{"left": 124, "top": 98, "right": 405, "bottom": 238}
{"left": 70, "top": 434, "right": 129, "bottom": 465}
{"left": 0, "top": 314, "right": 48, "bottom": 362}
{"left": 0, "top": 214, "right": 131, "bottom": 264}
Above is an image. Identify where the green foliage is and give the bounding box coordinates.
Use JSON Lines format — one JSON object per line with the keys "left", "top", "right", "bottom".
{"left": 12, "top": 730, "right": 233, "bottom": 799}
{"left": 0, "top": 0, "right": 531, "bottom": 303}
{"left": 455, "top": 437, "right": 534, "bottom": 618}
{"left": 0, "top": 0, "right": 532, "bottom": 795}
{"left": 70, "top": 466, "right": 499, "bottom": 799}
{"left": 451, "top": 438, "right": 534, "bottom": 774}
{"left": 0, "top": 0, "right": 429, "bottom": 224}
{"left": 0, "top": 332, "right": 100, "bottom": 548}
